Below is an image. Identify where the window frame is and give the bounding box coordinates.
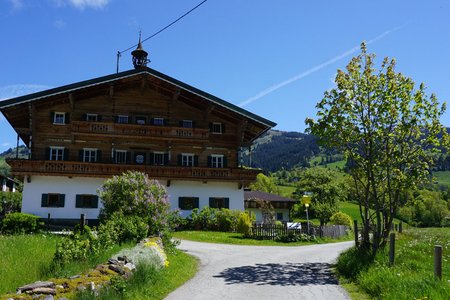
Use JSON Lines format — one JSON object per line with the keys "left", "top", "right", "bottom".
{"left": 135, "top": 116, "right": 147, "bottom": 125}
{"left": 209, "top": 197, "right": 229, "bottom": 209}
{"left": 153, "top": 152, "right": 165, "bottom": 166}
{"left": 211, "top": 154, "right": 224, "bottom": 168}
{"left": 75, "top": 194, "right": 99, "bottom": 209}
{"left": 49, "top": 146, "right": 64, "bottom": 161}
{"left": 86, "top": 113, "right": 98, "bottom": 122}
{"left": 211, "top": 122, "right": 222, "bottom": 134}
{"left": 115, "top": 150, "right": 127, "bottom": 164}
{"left": 53, "top": 112, "right": 66, "bottom": 125}
{"left": 153, "top": 117, "right": 165, "bottom": 126}
{"left": 181, "top": 120, "right": 193, "bottom": 128}
{"left": 179, "top": 197, "right": 199, "bottom": 210}
{"left": 83, "top": 148, "right": 97, "bottom": 163}
{"left": 181, "top": 153, "right": 194, "bottom": 167}
{"left": 41, "top": 193, "right": 65, "bottom": 208}
{"left": 117, "top": 115, "right": 129, "bottom": 124}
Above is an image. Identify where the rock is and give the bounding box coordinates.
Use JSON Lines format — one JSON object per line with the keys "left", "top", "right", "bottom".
{"left": 44, "top": 295, "right": 54, "bottom": 300}
{"left": 69, "top": 274, "right": 80, "bottom": 279}
{"left": 109, "top": 264, "right": 125, "bottom": 275}
{"left": 118, "top": 255, "right": 131, "bottom": 264}
{"left": 88, "top": 282, "right": 95, "bottom": 291}
{"left": 17, "top": 281, "right": 55, "bottom": 293}
{"left": 26, "top": 287, "right": 56, "bottom": 295}
{"left": 124, "top": 262, "right": 136, "bottom": 271}
{"left": 108, "top": 258, "right": 119, "bottom": 265}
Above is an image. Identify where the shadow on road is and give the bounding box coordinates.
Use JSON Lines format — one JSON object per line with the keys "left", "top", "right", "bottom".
{"left": 213, "top": 262, "right": 338, "bottom": 286}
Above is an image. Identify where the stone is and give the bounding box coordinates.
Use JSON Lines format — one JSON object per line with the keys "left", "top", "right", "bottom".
{"left": 118, "top": 255, "right": 131, "bottom": 264}
{"left": 88, "top": 282, "right": 95, "bottom": 291}
{"left": 69, "top": 274, "right": 80, "bottom": 279}
{"left": 124, "top": 262, "right": 136, "bottom": 271}
{"left": 44, "top": 295, "right": 54, "bottom": 300}
{"left": 109, "top": 264, "right": 125, "bottom": 275}
{"left": 17, "top": 281, "right": 55, "bottom": 293}
{"left": 26, "top": 287, "right": 56, "bottom": 295}
{"left": 108, "top": 258, "right": 119, "bottom": 265}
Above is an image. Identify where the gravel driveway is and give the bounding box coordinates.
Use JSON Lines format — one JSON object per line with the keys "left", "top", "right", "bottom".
{"left": 165, "top": 240, "right": 354, "bottom": 300}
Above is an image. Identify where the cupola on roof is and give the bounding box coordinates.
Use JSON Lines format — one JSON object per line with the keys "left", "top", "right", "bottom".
{"left": 131, "top": 33, "right": 149, "bottom": 69}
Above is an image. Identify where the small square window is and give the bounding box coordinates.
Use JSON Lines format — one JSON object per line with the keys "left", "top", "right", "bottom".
{"left": 209, "top": 197, "right": 229, "bottom": 209}
{"left": 76, "top": 194, "right": 99, "bottom": 208}
{"left": 41, "top": 193, "right": 65, "bottom": 208}
{"left": 135, "top": 153, "right": 145, "bottom": 164}
{"left": 135, "top": 116, "right": 146, "bottom": 125}
{"left": 181, "top": 154, "right": 194, "bottom": 167}
{"left": 153, "top": 118, "right": 165, "bottom": 126}
{"left": 211, "top": 155, "right": 224, "bottom": 168}
{"left": 117, "top": 115, "right": 129, "bottom": 124}
{"left": 86, "top": 114, "right": 98, "bottom": 122}
{"left": 181, "top": 120, "right": 193, "bottom": 128}
{"left": 276, "top": 212, "right": 284, "bottom": 221}
{"left": 211, "top": 122, "right": 222, "bottom": 134}
{"left": 83, "top": 149, "right": 97, "bottom": 162}
{"left": 50, "top": 147, "right": 64, "bottom": 161}
{"left": 154, "top": 152, "right": 165, "bottom": 165}
{"left": 54, "top": 112, "right": 65, "bottom": 124}
{"left": 179, "top": 197, "right": 199, "bottom": 210}
{"left": 115, "top": 150, "right": 127, "bottom": 164}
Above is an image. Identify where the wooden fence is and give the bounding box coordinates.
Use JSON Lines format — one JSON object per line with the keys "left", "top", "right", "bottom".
{"left": 251, "top": 223, "right": 349, "bottom": 240}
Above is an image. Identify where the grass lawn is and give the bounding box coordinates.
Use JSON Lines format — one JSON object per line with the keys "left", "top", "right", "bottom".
{"left": 338, "top": 227, "right": 450, "bottom": 300}
{"left": 433, "top": 170, "right": 450, "bottom": 187}
{"left": 0, "top": 234, "right": 132, "bottom": 295}
{"left": 277, "top": 185, "right": 296, "bottom": 197}
{"left": 173, "top": 230, "right": 351, "bottom": 246}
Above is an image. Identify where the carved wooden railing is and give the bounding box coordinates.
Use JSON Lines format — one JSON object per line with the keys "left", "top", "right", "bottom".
{"left": 7, "top": 159, "right": 259, "bottom": 183}
{"left": 71, "top": 121, "right": 210, "bottom": 140}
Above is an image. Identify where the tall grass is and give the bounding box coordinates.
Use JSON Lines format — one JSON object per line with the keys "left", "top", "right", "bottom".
{"left": 337, "top": 228, "right": 449, "bottom": 299}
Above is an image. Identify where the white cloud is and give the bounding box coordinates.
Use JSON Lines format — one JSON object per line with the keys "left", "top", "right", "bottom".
{"left": 1, "top": 142, "right": 11, "bottom": 147}
{"left": 0, "top": 84, "right": 52, "bottom": 100}
{"left": 8, "top": 0, "right": 24, "bottom": 12}
{"left": 53, "top": 18, "right": 67, "bottom": 29}
{"left": 52, "top": 0, "right": 110, "bottom": 10}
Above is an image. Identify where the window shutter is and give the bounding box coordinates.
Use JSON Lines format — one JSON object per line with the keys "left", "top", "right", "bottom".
{"left": 41, "top": 194, "right": 49, "bottom": 207}
{"left": 222, "top": 123, "right": 226, "bottom": 133}
{"left": 46, "top": 148, "right": 51, "bottom": 160}
{"left": 163, "top": 119, "right": 168, "bottom": 126}
{"left": 209, "top": 198, "right": 215, "bottom": 208}
{"left": 150, "top": 118, "right": 154, "bottom": 125}
{"left": 178, "top": 154, "right": 182, "bottom": 166}
{"left": 82, "top": 114, "right": 87, "bottom": 121}
{"left": 194, "top": 198, "right": 199, "bottom": 209}
{"left": 126, "top": 152, "right": 130, "bottom": 164}
{"left": 63, "top": 149, "right": 69, "bottom": 161}
{"left": 65, "top": 113, "right": 70, "bottom": 124}
{"left": 75, "top": 195, "right": 82, "bottom": 208}
{"left": 149, "top": 153, "right": 154, "bottom": 165}
{"left": 97, "top": 115, "right": 102, "bottom": 122}
{"left": 164, "top": 153, "right": 169, "bottom": 165}
{"left": 178, "top": 197, "right": 185, "bottom": 209}
{"left": 223, "top": 156, "right": 228, "bottom": 168}
{"left": 192, "top": 121, "right": 196, "bottom": 128}
{"left": 79, "top": 150, "right": 84, "bottom": 162}
{"left": 92, "top": 196, "right": 99, "bottom": 208}
{"left": 97, "top": 150, "right": 102, "bottom": 163}
{"left": 114, "top": 116, "right": 119, "bottom": 123}
{"left": 207, "top": 155, "right": 212, "bottom": 168}
{"left": 50, "top": 111, "right": 55, "bottom": 123}
{"left": 59, "top": 194, "right": 65, "bottom": 207}
{"left": 224, "top": 198, "right": 230, "bottom": 209}
{"left": 208, "top": 122, "right": 213, "bottom": 132}
{"left": 179, "top": 120, "right": 183, "bottom": 127}
{"left": 194, "top": 155, "right": 199, "bottom": 167}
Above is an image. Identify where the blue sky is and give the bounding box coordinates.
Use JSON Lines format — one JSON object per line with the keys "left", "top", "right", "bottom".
{"left": 1, "top": 0, "right": 450, "bottom": 153}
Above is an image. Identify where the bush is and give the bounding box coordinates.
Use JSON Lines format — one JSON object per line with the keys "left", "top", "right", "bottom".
{"left": 1, "top": 212, "right": 42, "bottom": 234}
{"left": 236, "top": 212, "right": 252, "bottom": 237}
{"left": 0, "top": 191, "right": 22, "bottom": 216}
{"left": 330, "top": 212, "right": 353, "bottom": 227}
{"left": 98, "top": 213, "right": 149, "bottom": 245}
{"left": 336, "top": 246, "right": 374, "bottom": 279}
{"left": 53, "top": 225, "right": 100, "bottom": 264}
{"left": 216, "top": 209, "right": 240, "bottom": 232}
{"left": 275, "top": 232, "right": 313, "bottom": 243}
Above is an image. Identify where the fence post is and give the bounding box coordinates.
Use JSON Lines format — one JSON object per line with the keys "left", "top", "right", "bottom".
{"left": 354, "top": 220, "right": 358, "bottom": 247}
{"left": 80, "top": 213, "right": 85, "bottom": 232}
{"left": 434, "top": 245, "right": 443, "bottom": 280}
{"left": 389, "top": 232, "right": 395, "bottom": 266}
{"left": 394, "top": 223, "right": 398, "bottom": 232}
{"left": 399, "top": 221, "right": 403, "bottom": 233}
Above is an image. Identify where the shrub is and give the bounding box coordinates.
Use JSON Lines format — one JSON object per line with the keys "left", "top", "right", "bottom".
{"left": 275, "top": 232, "right": 313, "bottom": 243}
{"left": 216, "top": 209, "right": 240, "bottom": 232}
{"left": 236, "top": 212, "right": 252, "bottom": 237}
{"left": 336, "top": 246, "right": 374, "bottom": 279}
{"left": 329, "top": 212, "right": 353, "bottom": 227}
{"left": 0, "top": 191, "right": 22, "bottom": 216}
{"left": 53, "top": 225, "right": 100, "bottom": 264}
{"left": 1, "top": 212, "right": 42, "bottom": 234}
{"left": 98, "top": 213, "right": 149, "bottom": 245}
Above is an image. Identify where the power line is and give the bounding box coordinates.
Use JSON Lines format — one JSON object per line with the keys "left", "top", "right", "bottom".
{"left": 116, "top": 0, "right": 208, "bottom": 72}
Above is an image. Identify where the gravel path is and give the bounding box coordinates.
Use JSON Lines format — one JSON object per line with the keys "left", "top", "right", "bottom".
{"left": 165, "top": 240, "right": 354, "bottom": 300}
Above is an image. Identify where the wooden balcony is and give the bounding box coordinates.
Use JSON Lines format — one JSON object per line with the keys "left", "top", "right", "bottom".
{"left": 71, "top": 121, "right": 210, "bottom": 140}
{"left": 7, "top": 159, "right": 259, "bottom": 184}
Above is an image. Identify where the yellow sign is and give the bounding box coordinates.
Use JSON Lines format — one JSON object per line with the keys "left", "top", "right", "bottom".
{"left": 301, "top": 195, "right": 311, "bottom": 205}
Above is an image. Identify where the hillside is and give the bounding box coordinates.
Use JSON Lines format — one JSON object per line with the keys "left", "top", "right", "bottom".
{"left": 0, "top": 146, "right": 28, "bottom": 177}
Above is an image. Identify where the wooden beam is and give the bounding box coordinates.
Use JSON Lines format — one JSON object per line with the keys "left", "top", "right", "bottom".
{"left": 69, "top": 93, "right": 75, "bottom": 110}
{"left": 109, "top": 85, "right": 114, "bottom": 100}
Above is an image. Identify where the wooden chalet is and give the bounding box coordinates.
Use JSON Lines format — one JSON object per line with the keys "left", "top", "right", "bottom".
{"left": 0, "top": 41, "right": 275, "bottom": 222}
{"left": 244, "top": 190, "right": 297, "bottom": 223}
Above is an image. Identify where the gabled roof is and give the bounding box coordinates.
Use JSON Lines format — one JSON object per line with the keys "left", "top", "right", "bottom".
{"left": 244, "top": 190, "right": 297, "bottom": 202}
{"left": 0, "top": 67, "right": 276, "bottom": 128}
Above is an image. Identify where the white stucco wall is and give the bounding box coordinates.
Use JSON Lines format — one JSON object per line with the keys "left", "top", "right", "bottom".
{"left": 22, "top": 176, "right": 244, "bottom": 219}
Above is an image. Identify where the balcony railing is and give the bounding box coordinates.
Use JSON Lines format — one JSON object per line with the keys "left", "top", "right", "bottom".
{"left": 71, "top": 121, "right": 210, "bottom": 140}
{"left": 7, "top": 159, "right": 259, "bottom": 184}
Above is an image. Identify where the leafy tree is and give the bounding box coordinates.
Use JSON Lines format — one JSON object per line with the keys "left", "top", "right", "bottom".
{"left": 306, "top": 43, "right": 449, "bottom": 255}
{"left": 296, "top": 167, "right": 344, "bottom": 225}
{"left": 249, "top": 173, "right": 280, "bottom": 194}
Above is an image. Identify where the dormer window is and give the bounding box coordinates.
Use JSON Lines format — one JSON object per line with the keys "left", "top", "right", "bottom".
{"left": 117, "top": 115, "right": 129, "bottom": 124}
{"left": 211, "top": 122, "right": 223, "bottom": 134}
{"left": 53, "top": 112, "right": 66, "bottom": 124}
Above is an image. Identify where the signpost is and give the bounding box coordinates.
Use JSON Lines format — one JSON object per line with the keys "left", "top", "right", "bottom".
{"left": 302, "top": 194, "right": 311, "bottom": 234}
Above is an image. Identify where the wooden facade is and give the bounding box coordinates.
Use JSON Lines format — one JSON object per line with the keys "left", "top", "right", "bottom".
{"left": 1, "top": 68, "right": 275, "bottom": 185}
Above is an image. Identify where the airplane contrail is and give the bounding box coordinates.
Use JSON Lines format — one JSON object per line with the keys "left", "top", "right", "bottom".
{"left": 238, "top": 25, "right": 404, "bottom": 107}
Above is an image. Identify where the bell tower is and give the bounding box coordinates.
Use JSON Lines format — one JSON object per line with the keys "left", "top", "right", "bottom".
{"left": 131, "top": 32, "right": 149, "bottom": 69}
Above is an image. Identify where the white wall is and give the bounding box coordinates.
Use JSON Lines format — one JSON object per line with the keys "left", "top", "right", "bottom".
{"left": 22, "top": 176, "right": 106, "bottom": 219}
{"left": 22, "top": 176, "right": 244, "bottom": 219}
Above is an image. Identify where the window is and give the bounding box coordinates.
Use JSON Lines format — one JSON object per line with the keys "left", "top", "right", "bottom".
{"left": 153, "top": 152, "right": 165, "bottom": 165}
{"left": 134, "top": 152, "right": 146, "bottom": 164}
{"left": 181, "top": 154, "right": 194, "bottom": 167}
{"left": 86, "top": 114, "right": 98, "bottom": 122}
{"left": 41, "top": 193, "right": 65, "bottom": 207}
{"left": 115, "top": 150, "right": 127, "bottom": 164}
{"left": 276, "top": 212, "right": 284, "bottom": 221}
{"left": 49, "top": 147, "right": 65, "bottom": 161}
{"left": 179, "top": 197, "right": 199, "bottom": 210}
{"left": 135, "top": 116, "right": 146, "bottom": 125}
{"left": 75, "top": 194, "right": 99, "bottom": 208}
{"left": 211, "top": 122, "right": 222, "bottom": 134}
{"left": 211, "top": 155, "right": 224, "bottom": 168}
{"left": 53, "top": 112, "right": 66, "bottom": 124}
{"left": 209, "top": 197, "right": 229, "bottom": 209}
{"left": 117, "top": 115, "right": 129, "bottom": 124}
{"left": 83, "top": 148, "right": 97, "bottom": 162}
{"left": 153, "top": 118, "right": 165, "bottom": 126}
{"left": 181, "top": 120, "right": 193, "bottom": 128}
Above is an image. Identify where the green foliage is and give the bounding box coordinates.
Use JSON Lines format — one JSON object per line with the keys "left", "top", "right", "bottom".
{"left": 189, "top": 207, "right": 244, "bottom": 232}
{"left": 330, "top": 212, "right": 353, "bottom": 227}
{"left": 306, "top": 42, "right": 449, "bottom": 254}
{"left": 1, "top": 212, "right": 42, "bottom": 234}
{"left": 216, "top": 209, "right": 241, "bottom": 232}
{"left": 249, "top": 173, "right": 281, "bottom": 194}
{"left": 336, "top": 247, "right": 374, "bottom": 279}
{"left": 98, "top": 213, "right": 149, "bottom": 245}
{"left": 99, "top": 171, "right": 171, "bottom": 236}
{"left": 236, "top": 212, "right": 253, "bottom": 237}
{"left": 275, "top": 232, "right": 313, "bottom": 243}
{"left": 0, "top": 191, "right": 21, "bottom": 216}
{"left": 296, "top": 167, "right": 344, "bottom": 225}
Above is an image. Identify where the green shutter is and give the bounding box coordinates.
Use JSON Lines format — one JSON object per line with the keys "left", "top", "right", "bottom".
{"left": 178, "top": 197, "right": 185, "bottom": 209}
{"left": 207, "top": 155, "right": 212, "bottom": 167}
{"left": 222, "top": 123, "right": 225, "bottom": 133}
{"left": 63, "top": 149, "right": 69, "bottom": 161}
{"left": 164, "top": 153, "right": 169, "bottom": 165}
{"left": 97, "top": 150, "right": 102, "bottom": 163}
{"left": 194, "top": 197, "right": 199, "bottom": 209}
{"left": 178, "top": 154, "right": 182, "bottom": 166}
{"left": 97, "top": 115, "right": 102, "bottom": 122}
{"left": 194, "top": 155, "right": 199, "bottom": 167}
{"left": 41, "top": 194, "right": 49, "bottom": 207}
{"left": 59, "top": 194, "right": 65, "bottom": 207}
{"left": 82, "top": 114, "right": 87, "bottom": 121}
{"left": 79, "top": 150, "right": 84, "bottom": 162}
{"left": 223, "top": 156, "right": 228, "bottom": 168}
{"left": 75, "top": 195, "right": 82, "bottom": 208}
{"left": 65, "top": 113, "right": 70, "bottom": 124}
{"left": 224, "top": 198, "right": 230, "bottom": 209}
{"left": 50, "top": 111, "right": 55, "bottom": 123}
{"left": 92, "top": 196, "right": 99, "bottom": 208}
{"left": 209, "top": 198, "right": 215, "bottom": 208}
{"left": 45, "top": 148, "right": 51, "bottom": 160}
